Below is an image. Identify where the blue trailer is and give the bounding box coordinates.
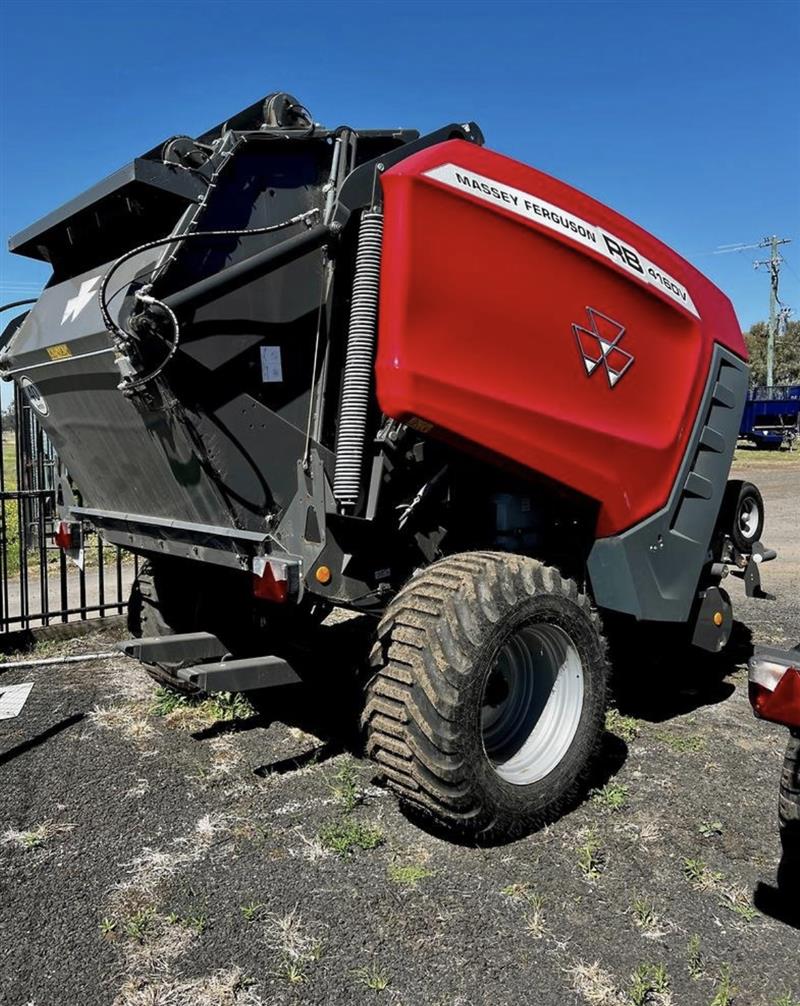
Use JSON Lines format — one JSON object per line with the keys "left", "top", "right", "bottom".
{"left": 739, "top": 385, "right": 800, "bottom": 449}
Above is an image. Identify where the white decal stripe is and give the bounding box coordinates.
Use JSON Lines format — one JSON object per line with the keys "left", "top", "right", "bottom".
{"left": 423, "top": 163, "right": 700, "bottom": 319}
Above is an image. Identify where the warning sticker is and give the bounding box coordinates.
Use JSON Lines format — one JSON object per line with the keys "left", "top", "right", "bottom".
{"left": 47, "top": 343, "right": 72, "bottom": 360}
{"left": 260, "top": 346, "right": 283, "bottom": 383}
{"left": 423, "top": 163, "right": 699, "bottom": 319}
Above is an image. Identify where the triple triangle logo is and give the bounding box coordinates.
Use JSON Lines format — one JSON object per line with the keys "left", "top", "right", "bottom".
{"left": 572, "top": 308, "right": 634, "bottom": 388}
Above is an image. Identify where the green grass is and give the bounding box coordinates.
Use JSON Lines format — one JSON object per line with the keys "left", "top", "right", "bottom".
{"left": 709, "top": 965, "right": 736, "bottom": 1006}
{"left": 591, "top": 781, "right": 628, "bottom": 812}
{"left": 354, "top": 963, "right": 391, "bottom": 991}
{"left": 628, "top": 963, "right": 670, "bottom": 1006}
{"left": 631, "top": 896, "right": 659, "bottom": 932}
{"left": 318, "top": 819, "right": 384, "bottom": 857}
{"left": 150, "top": 687, "right": 256, "bottom": 726}
{"left": 655, "top": 730, "right": 706, "bottom": 754}
{"left": 576, "top": 827, "right": 604, "bottom": 880}
{"left": 687, "top": 934, "right": 704, "bottom": 980}
{"left": 682, "top": 857, "right": 723, "bottom": 891}
{"left": 387, "top": 863, "right": 434, "bottom": 888}
{"left": 124, "top": 907, "right": 155, "bottom": 942}
{"left": 605, "top": 709, "right": 641, "bottom": 743}
{"left": 2, "top": 436, "right": 18, "bottom": 490}
{"left": 240, "top": 901, "right": 265, "bottom": 922}
{"left": 733, "top": 443, "right": 800, "bottom": 467}
{"left": 329, "top": 761, "right": 362, "bottom": 813}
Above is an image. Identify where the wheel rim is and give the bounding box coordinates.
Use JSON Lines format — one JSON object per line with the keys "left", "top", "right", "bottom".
{"left": 738, "top": 497, "right": 760, "bottom": 539}
{"left": 481, "top": 623, "right": 585, "bottom": 786}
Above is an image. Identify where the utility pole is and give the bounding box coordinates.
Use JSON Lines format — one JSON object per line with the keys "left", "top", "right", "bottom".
{"left": 754, "top": 235, "right": 791, "bottom": 388}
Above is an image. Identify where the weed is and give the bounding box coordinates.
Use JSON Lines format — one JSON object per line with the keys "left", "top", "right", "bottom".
{"left": 628, "top": 962, "right": 670, "bottom": 1006}
{"left": 699, "top": 820, "right": 723, "bottom": 839}
{"left": 329, "top": 761, "right": 362, "bottom": 813}
{"left": 212, "top": 691, "right": 256, "bottom": 721}
{"left": 124, "top": 907, "right": 155, "bottom": 942}
{"left": 501, "top": 882, "right": 533, "bottom": 900}
{"left": 720, "top": 887, "right": 757, "bottom": 922}
{"left": 99, "top": 918, "right": 117, "bottom": 937}
{"left": 355, "top": 963, "right": 391, "bottom": 991}
{"left": 318, "top": 819, "right": 384, "bottom": 857}
{"left": 150, "top": 687, "right": 188, "bottom": 717}
{"left": 605, "top": 709, "right": 641, "bottom": 743}
{"left": 388, "top": 863, "right": 434, "bottom": 888}
{"left": 709, "top": 965, "right": 736, "bottom": 1006}
{"left": 241, "top": 901, "right": 265, "bottom": 922}
{"left": 278, "top": 960, "right": 306, "bottom": 984}
{"left": 682, "top": 857, "right": 722, "bottom": 892}
{"left": 166, "top": 911, "right": 181, "bottom": 925}
{"left": 687, "top": 934, "right": 704, "bottom": 980}
{"left": 577, "top": 827, "right": 604, "bottom": 880}
{"left": 188, "top": 912, "right": 208, "bottom": 934}
{"left": 499, "top": 883, "right": 545, "bottom": 935}
{"left": 2, "top": 821, "right": 73, "bottom": 850}
{"left": 591, "top": 781, "right": 628, "bottom": 812}
{"left": 656, "top": 730, "right": 706, "bottom": 753}
{"left": 631, "top": 897, "right": 658, "bottom": 933}
{"left": 774, "top": 994, "right": 800, "bottom": 1006}
{"left": 153, "top": 688, "right": 257, "bottom": 730}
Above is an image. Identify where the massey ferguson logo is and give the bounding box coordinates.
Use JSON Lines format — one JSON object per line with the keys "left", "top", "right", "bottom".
{"left": 572, "top": 308, "right": 633, "bottom": 388}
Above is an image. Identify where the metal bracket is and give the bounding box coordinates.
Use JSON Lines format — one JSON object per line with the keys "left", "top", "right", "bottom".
{"left": 177, "top": 654, "right": 302, "bottom": 692}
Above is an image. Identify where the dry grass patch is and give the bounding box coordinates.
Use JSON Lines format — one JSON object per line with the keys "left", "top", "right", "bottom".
{"left": 569, "top": 960, "right": 622, "bottom": 1005}
{"left": 114, "top": 965, "right": 264, "bottom": 1006}
{"left": 88, "top": 703, "right": 154, "bottom": 743}
{"left": 2, "top": 820, "right": 74, "bottom": 850}
{"left": 264, "top": 906, "right": 325, "bottom": 985}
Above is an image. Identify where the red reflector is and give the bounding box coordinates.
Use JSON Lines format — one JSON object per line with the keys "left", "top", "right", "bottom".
{"left": 749, "top": 666, "right": 800, "bottom": 729}
{"left": 252, "top": 562, "right": 288, "bottom": 603}
{"left": 54, "top": 521, "right": 73, "bottom": 550}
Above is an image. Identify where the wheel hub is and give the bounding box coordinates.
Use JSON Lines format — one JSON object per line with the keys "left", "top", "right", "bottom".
{"left": 481, "top": 623, "right": 584, "bottom": 786}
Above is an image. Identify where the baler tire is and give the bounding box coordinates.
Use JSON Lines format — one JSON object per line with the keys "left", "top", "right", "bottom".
{"left": 127, "top": 561, "right": 202, "bottom": 696}
{"left": 363, "top": 552, "right": 609, "bottom": 842}
{"left": 779, "top": 730, "right": 800, "bottom": 883}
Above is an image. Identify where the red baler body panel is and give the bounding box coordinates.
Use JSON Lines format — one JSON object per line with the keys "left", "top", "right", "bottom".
{"left": 376, "top": 140, "right": 746, "bottom": 536}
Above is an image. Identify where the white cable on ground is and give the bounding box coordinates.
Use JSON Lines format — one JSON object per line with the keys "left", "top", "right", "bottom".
{"left": 0, "top": 652, "right": 118, "bottom": 671}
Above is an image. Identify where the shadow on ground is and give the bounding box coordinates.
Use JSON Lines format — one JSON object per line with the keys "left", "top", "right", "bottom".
{"left": 608, "top": 618, "right": 752, "bottom": 723}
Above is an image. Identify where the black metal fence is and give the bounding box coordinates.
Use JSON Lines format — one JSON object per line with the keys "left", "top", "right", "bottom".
{"left": 0, "top": 383, "right": 136, "bottom": 632}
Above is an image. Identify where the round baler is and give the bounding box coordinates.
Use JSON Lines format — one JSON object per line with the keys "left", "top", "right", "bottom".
{"left": 0, "top": 94, "right": 775, "bottom": 841}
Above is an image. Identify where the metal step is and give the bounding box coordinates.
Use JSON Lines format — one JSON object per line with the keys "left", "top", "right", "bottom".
{"left": 176, "top": 655, "right": 302, "bottom": 692}
{"left": 116, "top": 632, "right": 229, "bottom": 664}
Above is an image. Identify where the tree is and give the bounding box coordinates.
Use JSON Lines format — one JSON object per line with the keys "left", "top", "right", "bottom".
{"left": 1, "top": 400, "right": 15, "bottom": 435}
{"left": 744, "top": 319, "right": 800, "bottom": 387}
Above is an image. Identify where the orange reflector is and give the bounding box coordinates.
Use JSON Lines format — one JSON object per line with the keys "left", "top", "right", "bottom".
{"left": 315, "top": 565, "right": 332, "bottom": 585}
{"left": 713, "top": 611, "right": 723, "bottom": 626}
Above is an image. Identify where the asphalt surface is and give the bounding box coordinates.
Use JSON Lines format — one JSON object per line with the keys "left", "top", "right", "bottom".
{"left": 0, "top": 453, "right": 798, "bottom": 1006}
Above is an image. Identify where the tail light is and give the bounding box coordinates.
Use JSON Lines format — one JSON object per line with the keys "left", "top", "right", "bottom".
{"left": 54, "top": 520, "right": 76, "bottom": 550}
{"left": 252, "top": 558, "right": 292, "bottom": 603}
{"left": 749, "top": 648, "right": 800, "bottom": 728}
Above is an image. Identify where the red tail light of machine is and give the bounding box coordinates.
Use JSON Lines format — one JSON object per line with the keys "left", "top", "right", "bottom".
{"left": 749, "top": 646, "right": 800, "bottom": 729}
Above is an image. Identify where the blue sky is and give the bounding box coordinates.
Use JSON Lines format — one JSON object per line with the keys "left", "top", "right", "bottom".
{"left": 1, "top": 0, "right": 798, "bottom": 332}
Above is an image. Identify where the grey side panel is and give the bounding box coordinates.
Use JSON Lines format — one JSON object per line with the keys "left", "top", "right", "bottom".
{"left": 587, "top": 345, "right": 748, "bottom": 622}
